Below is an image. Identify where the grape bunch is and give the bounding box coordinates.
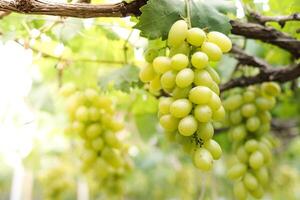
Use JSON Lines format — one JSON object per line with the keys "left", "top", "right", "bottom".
{"left": 224, "top": 82, "right": 281, "bottom": 199}
{"left": 60, "top": 83, "right": 133, "bottom": 185}
{"left": 139, "top": 19, "right": 232, "bottom": 171}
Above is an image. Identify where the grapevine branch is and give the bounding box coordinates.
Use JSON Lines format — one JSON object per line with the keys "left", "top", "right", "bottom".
{"left": 249, "top": 11, "right": 300, "bottom": 26}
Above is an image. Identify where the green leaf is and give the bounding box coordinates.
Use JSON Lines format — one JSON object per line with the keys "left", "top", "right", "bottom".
{"left": 98, "top": 65, "right": 141, "bottom": 92}
{"left": 135, "top": 0, "right": 232, "bottom": 40}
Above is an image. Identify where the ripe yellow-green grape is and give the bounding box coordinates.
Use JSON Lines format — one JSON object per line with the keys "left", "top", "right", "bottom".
{"left": 140, "top": 20, "right": 233, "bottom": 171}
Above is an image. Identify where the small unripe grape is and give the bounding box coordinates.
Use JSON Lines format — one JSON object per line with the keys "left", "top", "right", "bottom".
{"left": 233, "top": 181, "right": 248, "bottom": 200}
{"left": 158, "top": 97, "right": 174, "bottom": 115}
{"left": 175, "top": 68, "right": 194, "bottom": 88}
{"left": 149, "top": 76, "right": 161, "bottom": 93}
{"left": 172, "top": 86, "right": 191, "bottom": 99}
{"left": 160, "top": 70, "right": 177, "bottom": 89}
{"left": 223, "top": 94, "right": 243, "bottom": 111}
{"left": 171, "top": 54, "right": 189, "bottom": 70}
{"left": 205, "top": 67, "right": 220, "bottom": 84}
{"left": 212, "top": 106, "right": 225, "bottom": 121}
{"left": 245, "top": 139, "right": 258, "bottom": 153}
{"left": 168, "top": 20, "right": 188, "bottom": 47}
{"left": 159, "top": 114, "right": 179, "bottom": 132}
{"left": 75, "top": 106, "right": 89, "bottom": 122}
{"left": 191, "top": 51, "right": 209, "bottom": 69}
{"left": 194, "top": 69, "right": 214, "bottom": 87}
{"left": 258, "top": 111, "right": 271, "bottom": 124}
{"left": 189, "top": 86, "right": 212, "bottom": 104}
{"left": 231, "top": 125, "right": 246, "bottom": 142}
{"left": 104, "top": 131, "right": 121, "bottom": 148}
{"left": 197, "top": 122, "right": 214, "bottom": 141}
{"left": 144, "top": 48, "right": 158, "bottom": 62}
{"left": 250, "top": 186, "right": 264, "bottom": 199}
{"left": 237, "top": 146, "right": 249, "bottom": 163}
{"left": 203, "top": 139, "right": 222, "bottom": 160}
{"left": 246, "top": 117, "right": 261, "bottom": 132}
{"left": 258, "top": 143, "right": 272, "bottom": 164}
{"left": 243, "top": 173, "right": 258, "bottom": 191}
{"left": 193, "top": 148, "right": 213, "bottom": 171}
{"left": 243, "top": 90, "right": 256, "bottom": 103}
{"left": 254, "top": 167, "right": 269, "bottom": 186}
{"left": 256, "top": 96, "right": 276, "bottom": 110}
{"left": 227, "top": 163, "right": 247, "bottom": 180}
{"left": 194, "top": 105, "right": 212, "bottom": 123}
{"left": 86, "top": 123, "right": 102, "bottom": 139}
{"left": 201, "top": 42, "right": 222, "bottom": 61}
{"left": 169, "top": 42, "right": 190, "bottom": 56}
{"left": 170, "top": 98, "right": 192, "bottom": 118}
{"left": 208, "top": 92, "right": 221, "bottom": 110}
{"left": 178, "top": 115, "right": 198, "bottom": 136}
{"left": 207, "top": 31, "right": 232, "bottom": 53}
{"left": 241, "top": 103, "right": 257, "bottom": 118}
{"left": 229, "top": 110, "right": 242, "bottom": 125}
{"left": 186, "top": 27, "right": 206, "bottom": 46}
{"left": 153, "top": 56, "right": 171, "bottom": 74}
{"left": 139, "top": 64, "right": 156, "bottom": 82}
{"left": 249, "top": 151, "right": 264, "bottom": 169}
{"left": 261, "top": 82, "right": 281, "bottom": 97}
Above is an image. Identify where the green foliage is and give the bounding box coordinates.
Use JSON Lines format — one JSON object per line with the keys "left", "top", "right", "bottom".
{"left": 135, "top": 0, "right": 233, "bottom": 40}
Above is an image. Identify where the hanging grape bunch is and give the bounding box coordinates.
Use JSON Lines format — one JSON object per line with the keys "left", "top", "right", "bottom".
{"left": 60, "top": 83, "right": 133, "bottom": 182}
{"left": 224, "top": 82, "right": 281, "bottom": 199}
{"left": 139, "top": 19, "right": 232, "bottom": 171}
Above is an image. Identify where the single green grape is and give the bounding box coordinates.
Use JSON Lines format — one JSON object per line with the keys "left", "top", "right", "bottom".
{"left": 193, "top": 148, "right": 213, "bottom": 171}
{"left": 158, "top": 97, "right": 174, "bottom": 115}
{"left": 144, "top": 48, "right": 159, "bottom": 62}
{"left": 194, "top": 105, "right": 212, "bottom": 123}
{"left": 159, "top": 114, "right": 179, "bottom": 132}
{"left": 197, "top": 122, "right": 214, "bottom": 141}
{"left": 233, "top": 181, "right": 248, "bottom": 200}
{"left": 207, "top": 31, "right": 232, "bottom": 53}
{"left": 139, "top": 63, "right": 156, "bottom": 83}
{"left": 178, "top": 115, "right": 198, "bottom": 136}
{"left": 175, "top": 68, "right": 194, "bottom": 88}
{"left": 169, "top": 98, "right": 192, "bottom": 118}
{"left": 171, "top": 53, "right": 189, "bottom": 70}
{"left": 249, "top": 151, "right": 264, "bottom": 170}
{"left": 168, "top": 20, "right": 188, "bottom": 47}
{"left": 189, "top": 86, "right": 213, "bottom": 104}
{"left": 243, "top": 173, "right": 258, "bottom": 191}
{"left": 200, "top": 42, "right": 222, "bottom": 61}
{"left": 160, "top": 70, "right": 177, "bottom": 90}
{"left": 191, "top": 51, "right": 209, "bottom": 69}
{"left": 153, "top": 56, "right": 171, "bottom": 74}
{"left": 227, "top": 163, "right": 247, "bottom": 180}
{"left": 203, "top": 139, "right": 222, "bottom": 160}
{"left": 186, "top": 27, "right": 206, "bottom": 46}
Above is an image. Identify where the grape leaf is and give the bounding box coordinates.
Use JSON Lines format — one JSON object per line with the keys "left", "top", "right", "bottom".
{"left": 98, "top": 65, "right": 141, "bottom": 92}
{"left": 135, "top": 0, "right": 232, "bottom": 40}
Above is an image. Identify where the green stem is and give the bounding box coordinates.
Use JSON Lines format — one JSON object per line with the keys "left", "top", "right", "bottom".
{"left": 185, "top": 0, "right": 192, "bottom": 28}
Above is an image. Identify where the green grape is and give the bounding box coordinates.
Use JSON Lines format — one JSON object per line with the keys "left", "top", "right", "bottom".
{"left": 203, "top": 139, "right": 222, "bottom": 160}
{"left": 169, "top": 42, "right": 190, "bottom": 56}
{"left": 170, "top": 98, "right": 192, "bottom": 118}
{"left": 200, "top": 42, "right": 222, "bottom": 61}
{"left": 175, "top": 68, "right": 194, "bottom": 88}
{"left": 212, "top": 106, "right": 225, "bottom": 121}
{"left": 254, "top": 167, "right": 269, "bottom": 186}
{"left": 66, "top": 93, "right": 84, "bottom": 115}
{"left": 194, "top": 105, "right": 212, "bottom": 123}
{"left": 168, "top": 20, "right": 188, "bottom": 47}
{"left": 186, "top": 27, "right": 206, "bottom": 46}
{"left": 160, "top": 70, "right": 177, "bottom": 90}
{"left": 246, "top": 117, "right": 261, "bottom": 132}
{"left": 144, "top": 48, "right": 159, "bottom": 62}
{"left": 72, "top": 121, "right": 85, "bottom": 133}
{"left": 258, "top": 143, "right": 272, "bottom": 164}
{"left": 59, "top": 82, "right": 76, "bottom": 97}
{"left": 243, "top": 173, "right": 258, "bottom": 191}
{"left": 229, "top": 110, "right": 242, "bottom": 125}
{"left": 261, "top": 82, "right": 281, "bottom": 97}
{"left": 249, "top": 151, "right": 264, "bottom": 169}
{"left": 227, "top": 163, "right": 247, "bottom": 180}
{"left": 223, "top": 94, "right": 243, "bottom": 111}
{"left": 233, "top": 181, "right": 248, "bottom": 200}
{"left": 193, "top": 148, "right": 213, "bottom": 171}
{"left": 171, "top": 54, "right": 189, "bottom": 70}
{"left": 189, "top": 86, "right": 212, "bottom": 104}
{"left": 153, "top": 56, "right": 171, "bottom": 74}
{"left": 149, "top": 76, "right": 162, "bottom": 94}
{"left": 250, "top": 186, "right": 264, "bottom": 198}
{"left": 241, "top": 103, "right": 257, "bottom": 118}
{"left": 258, "top": 111, "right": 271, "bottom": 124}
{"left": 158, "top": 97, "right": 174, "bottom": 115}
{"left": 75, "top": 106, "right": 89, "bottom": 122}
{"left": 178, "top": 115, "right": 198, "bottom": 136}
{"left": 193, "top": 69, "right": 214, "bottom": 87}
{"left": 89, "top": 107, "right": 101, "bottom": 121}
{"left": 86, "top": 123, "right": 102, "bottom": 139}
{"left": 236, "top": 146, "right": 249, "bottom": 163}
{"left": 191, "top": 51, "right": 209, "bottom": 69}
{"left": 256, "top": 96, "right": 276, "bottom": 111}
{"left": 205, "top": 67, "right": 220, "bottom": 84}
{"left": 197, "top": 122, "right": 214, "bottom": 141}
{"left": 172, "top": 86, "right": 192, "bottom": 99}
{"left": 139, "top": 64, "right": 156, "bottom": 83}
{"left": 208, "top": 92, "right": 221, "bottom": 110}
{"left": 207, "top": 31, "right": 232, "bottom": 53}
{"left": 245, "top": 139, "right": 258, "bottom": 153}
{"left": 243, "top": 90, "right": 256, "bottom": 103}
{"left": 92, "top": 138, "right": 104, "bottom": 151}
{"left": 159, "top": 114, "right": 179, "bottom": 132}
{"left": 102, "top": 148, "right": 123, "bottom": 168}
{"left": 104, "top": 131, "right": 121, "bottom": 148}
{"left": 231, "top": 125, "right": 246, "bottom": 142}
